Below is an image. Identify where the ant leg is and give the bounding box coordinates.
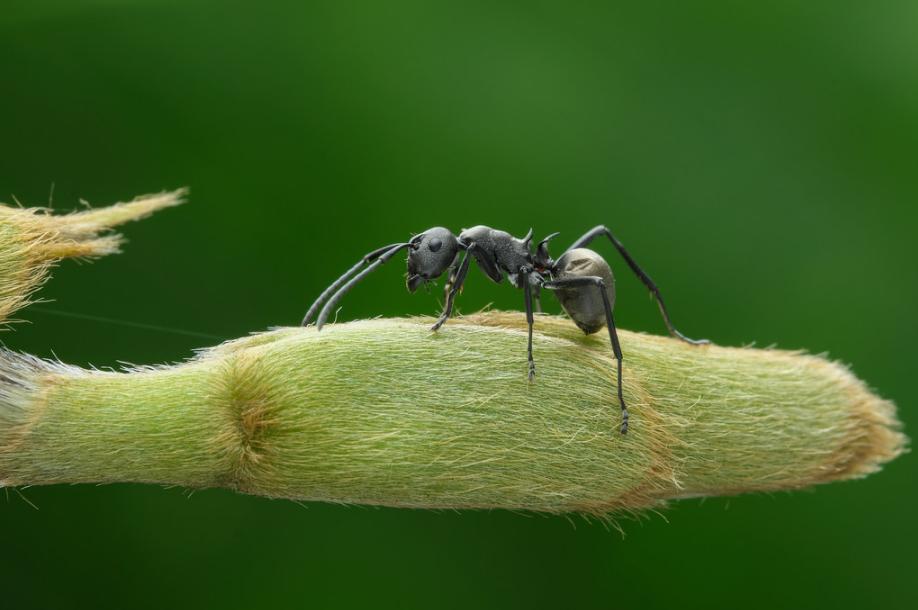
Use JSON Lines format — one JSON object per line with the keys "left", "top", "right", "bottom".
{"left": 315, "top": 243, "right": 411, "bottom": 330}
{"left": 533, "top": 285, "right": 543, "bottom": 314}
{"left": 566, "top": 226, "right": 708, "bottom": 345}
{"left": 303, "top": 242, "right": 405, "bottom": 326}
{"left": 544, "top": 275, "right": 629, "bottom": 434}
{"left": 441, "top": 249, "right": 468, "bottom": 306}
{"left": 522, "top": 270, "right": 536, "bottom": 380}
{"left": 443, "top": 262, "right": 459, "bottom": 304}
{"left": 431, "top": 251, "right": 471, "bottom": 331}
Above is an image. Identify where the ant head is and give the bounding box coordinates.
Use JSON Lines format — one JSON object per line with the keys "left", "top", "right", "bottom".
{"left": 406, "top": 227, "right": 460, "bottom": 292}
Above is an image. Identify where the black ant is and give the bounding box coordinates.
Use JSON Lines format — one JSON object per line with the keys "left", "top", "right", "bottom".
{"left": 302, "top": 225, "right": 708, "bottom": 434}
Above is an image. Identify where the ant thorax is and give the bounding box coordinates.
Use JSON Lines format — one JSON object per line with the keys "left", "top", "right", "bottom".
{"left": 458, "top": 225, "right": 534, "bottom": 282}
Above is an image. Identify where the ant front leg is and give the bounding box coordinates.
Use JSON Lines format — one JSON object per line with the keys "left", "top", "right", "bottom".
{"left": 442, "top": 259, "right": 461, "bottom": 304}
{"left": 544, "top": 275, "right": 629, "bottom": 434}
{"left": 431, "top": 250, "right": 471, "bottom": 331}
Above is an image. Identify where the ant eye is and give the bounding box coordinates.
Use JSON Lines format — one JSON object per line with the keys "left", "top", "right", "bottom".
{"left": 428, "top": 237, "right": 442, "bottom": 252}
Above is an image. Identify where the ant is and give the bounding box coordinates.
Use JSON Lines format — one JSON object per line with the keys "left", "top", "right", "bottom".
{"left": 302, "top": 225, "right": 708, "bottom": 434}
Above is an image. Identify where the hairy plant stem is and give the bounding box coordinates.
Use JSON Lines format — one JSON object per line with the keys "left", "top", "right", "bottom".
{"left": 0, "top": 313, "right": 905, "bottom": 515}
{"left": 0, "top": 190, "right": 186, "bottom": 324}
{"left": 0, "top": 192, "right": 905, "bottom": 514}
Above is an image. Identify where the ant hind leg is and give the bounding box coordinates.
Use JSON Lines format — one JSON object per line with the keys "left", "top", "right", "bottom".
{"left": 567, "top": 226, "right": 708, "bottom": 345}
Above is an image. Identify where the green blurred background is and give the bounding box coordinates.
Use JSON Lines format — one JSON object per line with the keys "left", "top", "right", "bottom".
{"left": 1, "top": 1, "right": 916, "bottom": 608}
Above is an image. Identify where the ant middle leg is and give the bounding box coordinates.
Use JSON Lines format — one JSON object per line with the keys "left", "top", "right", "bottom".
{"left": 521, "top": 269, "right": 536, "bottom": 380}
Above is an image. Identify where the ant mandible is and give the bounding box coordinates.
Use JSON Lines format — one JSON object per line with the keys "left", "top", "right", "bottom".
{"left": 302, "top": 225, "right": 709, "bottom": 434}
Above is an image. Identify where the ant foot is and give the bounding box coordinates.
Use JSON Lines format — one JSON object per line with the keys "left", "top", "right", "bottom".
{"left": 619, "top": 410, "right": 630, "bottom": 435}
{"left": 674, "top": 330, "right": 711, "bottom": 346}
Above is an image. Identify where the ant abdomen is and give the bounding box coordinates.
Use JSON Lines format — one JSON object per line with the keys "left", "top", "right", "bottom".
{"left": 551, "top": 248, "right": 616, "bottom": 335}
